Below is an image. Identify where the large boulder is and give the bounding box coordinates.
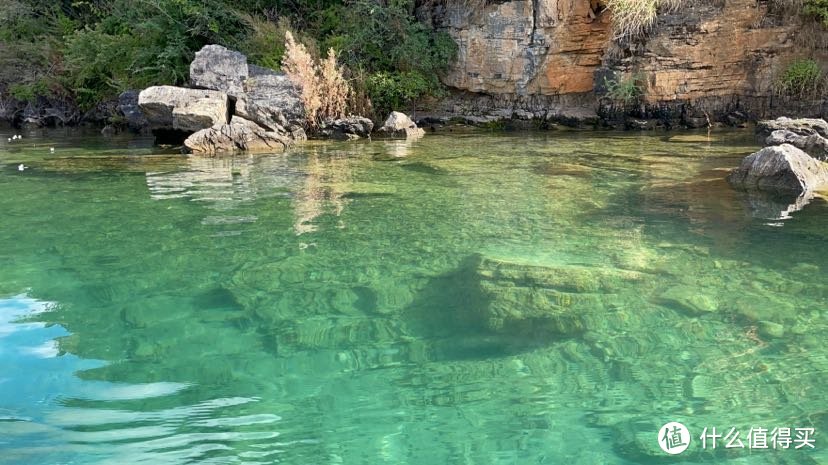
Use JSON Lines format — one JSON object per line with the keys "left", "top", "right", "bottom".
{"left": 189, "top": 44, "right": 248, "bottom": 97}
{"left": 727, "top": 144, "right": 828, "bottom": 195}
{"left": 235, "top": 68, "right": 305, "bottom": 132}
{"left": 184, "top": 116, "right": 291, "bottom": 154}
{"left": 765, "top": 130, "right": 828, "bottom": 161}
{"left": 138, "top": 86, "right": 228, "bottom": 132}
{"left": 756, "top": 117, "right": 828, "bottom": 138}
{"left": 375, "top": 111, "right": 425, "bottom": 139}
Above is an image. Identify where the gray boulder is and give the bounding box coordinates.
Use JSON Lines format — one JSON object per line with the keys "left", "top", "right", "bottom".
{"left": 765, "top": 130, "right": 828, "bottom": 161}
{"left": 235, "top": 70, "right": 304, "bottom": 132}
{"left": 727, "top": 144, "right": 828, "bottom": 195}
{"left": 757, "top": 117, "right": 828, "bottom": 138}
{"left": 138, "top": 86, "right": 228, "bottom": 132}
{"left": 184, "top": 116, "right": 290, "bottom": 154}
{"left": 317, "top": 116, "right": 374, "bottom": 140}
{"left": 190, "top": 45, "right": 248, "bottom": 97}
{"left": 375, "top": 111, "right": 425, "bottom": 139}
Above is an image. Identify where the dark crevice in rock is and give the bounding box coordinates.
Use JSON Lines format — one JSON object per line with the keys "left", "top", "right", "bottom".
{"left": 152, "top": 128, "right": 191, "bottom": 145}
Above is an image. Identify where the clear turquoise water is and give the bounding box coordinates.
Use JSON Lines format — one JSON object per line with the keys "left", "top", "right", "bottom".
{"left": 0, "top": 128, "right": 825, "bottom": 464}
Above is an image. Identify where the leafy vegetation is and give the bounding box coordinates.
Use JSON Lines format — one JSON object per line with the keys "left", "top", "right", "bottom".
{"left": 602, "top": 73, "right": 643, "bottom": 104}
{"left": 0, "top": 0, "right": 456, "bottom": 118}
{"left": 803, "top": 0, "right": 828, "bottom": 25}
{"left": 775, "top": 59, "right": 824, "bottom": 98}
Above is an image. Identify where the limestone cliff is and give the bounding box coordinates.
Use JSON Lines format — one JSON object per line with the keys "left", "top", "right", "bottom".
{"left": 418, "top": 0, "right": 828, "bottom": 125}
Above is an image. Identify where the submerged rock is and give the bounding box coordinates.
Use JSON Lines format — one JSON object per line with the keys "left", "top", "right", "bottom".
{"left": 660, "top": 285, "right": 718, "bottom": 315}
{"left": 758, "top": 320, "right": 784, "bottom": 339}
{"left": 138, "top": 86, "right": 228, "bottom": 132}
{"left": 184, "top": 116, "right": 291, "bottom": 154}
{"left": 474, "top": 256, "right": 646, "bottom": 335}
{"left": 375, "top": 111, "right": 425, "bottom": 139}
{"left": 726, "top": 144, "right": 828, "bottom": 195}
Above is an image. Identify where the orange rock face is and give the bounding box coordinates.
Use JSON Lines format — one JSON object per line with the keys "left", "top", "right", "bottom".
{"left": 632, "top": 0, "right": 800, "bottom": 103}
{"left": 431, "top": 0, "right": 823, "bottom": 106}
{"left": 437, "top": 0, "right": 612, "bottom": 95}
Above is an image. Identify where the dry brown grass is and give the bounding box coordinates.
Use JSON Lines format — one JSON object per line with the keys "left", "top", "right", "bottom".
{"left": 318, "top": 48, "right": 350, "bottom": 122}
{"left": 282, "top": 31, "right": 350, "bottom": 127}
{"left": 605, "top": 0, "right": 688, "bottom": 39}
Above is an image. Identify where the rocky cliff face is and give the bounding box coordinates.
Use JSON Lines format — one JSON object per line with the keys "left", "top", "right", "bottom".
{"left": 418, "top": 0, "right": 828, "bottom": 125}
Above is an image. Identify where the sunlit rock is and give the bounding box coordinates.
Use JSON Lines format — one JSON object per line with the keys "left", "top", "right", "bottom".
{"left": 375, "top": 111, "right": 425, "bottom": 139}
{"left": 184, "top": 116, "right": 291, "bottom": 154}
{"left": 727, "top": 144, "right": 828, "bottom": 195}
{"left": 189, "top": 44, "right": 248, "bottom": 97}
{"left": 138, "top": 86, "right": 228, "bottom": 132}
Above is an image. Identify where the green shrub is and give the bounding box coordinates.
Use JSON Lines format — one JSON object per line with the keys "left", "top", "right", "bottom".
{"left": 775, "top": 59, "right": 824, "bottom": 98}
{"left": 0, "top": 0, "right": 457, "bottom": 117}
{"left": 365, "top": 71, "right": 433, "bottom": 116}
{"left": 235, "top": 15, "right": 291, "bottom": 70}
{"left": 325, "top": 0, "right": 456, "bottom": 116}
{"left": 8, "top": 80, "right": 49, "bottom": 102}
{"left": 803, "top": 0, "right": 828, "bottom": 25}
{"left": 603, "top": 73, "right": 643, "bottom": 104}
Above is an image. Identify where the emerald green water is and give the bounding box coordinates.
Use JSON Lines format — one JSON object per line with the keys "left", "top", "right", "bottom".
{"left": 0, "top": 129, "right": 825, "bottom": 464}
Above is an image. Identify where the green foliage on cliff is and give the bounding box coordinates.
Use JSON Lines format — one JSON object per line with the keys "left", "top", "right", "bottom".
{"left": 803, "top": 0, "right": 828, "bottom": 25}
{"left": 0, "top": 0, "right": 455, "bottom": 116}
{"left": 365, "top": 71, "right": 435, "bottom": 114}
{"left": 329, "top": 0, "right": 456, "bottom": 115}
{"left": 603, "top": 74, "right": 643, "bottom": 104}
{"left": 775, "top": 59, "right": 824, "bottom": 98}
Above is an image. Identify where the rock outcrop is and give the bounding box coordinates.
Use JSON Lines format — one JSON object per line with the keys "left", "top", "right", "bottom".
{"left": 137, "top": 45, "right": 308, "bottom": 151}
{"left": 420, "top": 0, "right": 610, "bottom": 96}
{"left": 727, "top": 144, "right": 828, "bottom": 195}
{"left": 235, "top": 67, "right": 305, "bottom": 132}
{"left": 138, "top": 86, "right": 228, "bottom": 132}
{"left": 375, "top": 111, "right": 425, "bottom": 139}
{"left": 190, "top": 44, "right": 248, "bottom": 97}
{"left": 418, "top": 0, "right": 827, "bottom": 125}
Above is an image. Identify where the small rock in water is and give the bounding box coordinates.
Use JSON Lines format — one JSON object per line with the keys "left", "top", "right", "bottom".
{"left": 660, "top": 285, "right": 718, "bottom": 315}
{"left": 758, "top": 320, "right": 784, "bottom": 339}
